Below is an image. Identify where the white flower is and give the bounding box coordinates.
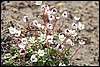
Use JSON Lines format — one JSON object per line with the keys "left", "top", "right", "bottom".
{"left": 23, "top": 16, "right": 29, "bottom": 22}
{"left": 18, "top": 43, "right": 26, "bottom": 48}
{"left": 59, "top": 34, "right": 66, "bottom": 41}
{"left": 8, "top": 27, "right": 16, "bottom": 34}
{"left": 78, "top": 22, "right": 85, "bottom": 30}
{"left": 30, "top": 54, "right": 38, "bottom": 62}
{"left": 15, "top": 30, "right": 21, "bottom": 37}
{"left": 56, "top": 16, "right": 60, "bottom": 19}
{"left": 78, "top": 40, "right": 85, "bottom": 45}
{"left": 11, "top": 54, "right": 18, "bottom": 59}
{"left": 33, "top": 20, "right": 38, "bottom": 27}
{"left": 43, "top": 60, "right": 46, "bottom": 63}
{"left": 37, "top": 24, "right": 45, "bottom": 30}
{"left": 41, "top": 4, "right": 49, "bottom": 11}
{"left": 28, "top": 37, "right": 36, "bottom": 43}
{"left": 56, "top": 44, "right": 65, "bottom": 49}
{"left": 37, "top": 24, "right": 42, "bottom": 28}
{"left": 56, "top": 44, "right": 65, "bottom": 52}
{"left": 66, "top": 39, "right": 72, "bottom": 45}
{"left": 74, "top": 16, "right": 80, "bottom": 20}
{"left": 71, "top": 42, "right": 75, "bottom": 46}
{"left": 38, "top": 33, "right": 46, "bottom": 42}
{"left": 47, "top": 23, "right": 53, "bottom": 30}
{"left": 64, "top": 29, "right": 70, "bottom": 36}
{"left": 35, "top": 1, "right": 42, "bottom": 5}
{"left": 41, "top": 25, "right": 45, "bottom": 30}
{"left": 4, "top": 53, "right": 11, "bottom": 59}
{"left": 72, "top": 23, "right": 78, "bottom": 30}
{"left": 51, "top": 8, "right": 57, "bottom": 14}
{"left": 48, "top": 15, "right": 55, "bottom": 21}
{"left": 47, "top": 35, "right": 53, "bottom": 43}
{"left": 59, "top": 63, "right": 62, "bottom": 66}
{"left": 38, "top": 49, "right": 45, "bottom": 56}
{"left": 21, "top": 38, "right": 28, "bottom": 44}
{"left": 62, "top": 11, "right": 68, "bottom": 18}
{"left": 19, "top": 49, "right": 26, "bottom": 55}
{"left": 62, "top": 64, "right": 66, "bottom": 66}
{"left": 45, "top": 10, "right": 52, "bottom": 16}
{"left": 69, "top": 30, "right": 77, "bottom": 37}
{"left": 59, "top": 63, "right": 66, "bottom": 66}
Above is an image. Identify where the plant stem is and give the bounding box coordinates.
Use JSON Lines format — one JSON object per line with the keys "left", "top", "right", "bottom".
{"left": 68, "top": 44, "right": 83, "bottom": 61}
{"left": 27, "top": 22, "right": 31, "bottom": 31}
{"left": 64, "top": 46, "right": 72, "bottom": 55}
{"left": 10, "top": 36, "right": 14, "bottom": 53}
{"left": 42, "top": 11, "right": 47, "bottom": 27}
{"left": 75, "top": 18, "right": 81, "bottom": 23}
{"left": 52, "top": 19, "right": 57, "bottom": 31}
{"left": 15, "top": 38, "right": 18, "bottom": 47}
{"left": 58, "top": 19, "right": 64, "bottom": 32}
{"left": 13, "top": 58, "right": 19, "bottom": 64}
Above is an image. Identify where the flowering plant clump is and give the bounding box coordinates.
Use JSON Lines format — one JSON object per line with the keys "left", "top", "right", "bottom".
{"left": 2, "top": 1, "right": 85, "bottom": 66}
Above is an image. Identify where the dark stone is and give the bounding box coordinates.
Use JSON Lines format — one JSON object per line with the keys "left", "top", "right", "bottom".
{"left": 76, "top": 58, "right": 81, "bottom": 60}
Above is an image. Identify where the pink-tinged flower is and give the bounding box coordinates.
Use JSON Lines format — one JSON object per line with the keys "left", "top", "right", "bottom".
{"left": 47, "top": 23, "right": 53, "bottom": 30}
{"left": 51, "top": 8, "right": 57, "bottom": 14}
{"left": 23, "top": 16, "right": 29, "bottom": 22}
{"left": 21, "top": 38, "right": 28, "bottom": 44}
{"left": 64, "top": 29, "right": 70, "bottom": 36}
{"left": 66, "top": 39, "right": 72, "bottom": 45}
{"left": 72, "top": 23, "right": 78, "bottom": 30}
{"left": 56, "top": 44, "right": 65, "bottom": 52}
{"left": 78, "top": 40, "right": 85, "bottom": 45}
{"left": 30, "top": 54, "right": 38, "bottom": 62}
{"left": 62, "top": 11, "right": 68, "bottom": 18}
{"left": 74, "top": 16, "right": 80, "bottom": 20}
{"left": 15, "top": 30, "right": 21, "bottom": 37}
{"left": 48, "top": 15, "right": 55, "bottom": 21}
{"left": 47, "top": 35, "right": 53, "bottom": 44}
{"left": 35, "top": 1, "right": 42, "bottom": 5}
{"left": 45, "top": 10, "right": 52, "bottom": 16}
{"left": 41, "top": 4, "right": 49, "bottom": 11}
{"left": 19, "top": 49, "right": 26, "bottom": 55}
{"left": 59, "top": 34, "right": 66, "bottom": 41}
{"left": 8, "top": 27, "right": 16, "bottom": 34}
{"left": 33, "top": 20, "right": 38, "bottom": 27}
{"left": 69, "top": 30, "right": 77, "bottom": 37}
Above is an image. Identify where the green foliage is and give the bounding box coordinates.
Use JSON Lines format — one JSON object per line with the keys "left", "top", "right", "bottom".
{"left": 66, "top": 50, "right": 72, "bottom": 56}
{"left": 12, "top": 46, "right": 18, "bottom": 53}
{"left": 5, "top": 53, "right": 12, "bottom": 59}
{"left": 26, "top": 46, "right": 33, "bottom": 56}
{"left": 4, "top": 61, "right": 14, "bottom": 66}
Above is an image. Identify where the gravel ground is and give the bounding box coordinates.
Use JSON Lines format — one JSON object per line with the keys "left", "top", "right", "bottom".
{"left": 1, "top": 1, "right": 99, "bottom": 66}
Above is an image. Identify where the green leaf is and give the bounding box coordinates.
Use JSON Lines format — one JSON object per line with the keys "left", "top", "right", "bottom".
{"left": 12, "top": 46, "right": 18, "bottom": 53}
{"left": 49, "top": 48, "right": 56, "bottom": 54}
{"left": 5, "top": 61, "right": 14, "bottom": 66}
{"left": 5, "top": 53, "right": 12, "bottom": 59}
{"left": 14, "top": 62, "right": 20, "bottom": 66}
{"left": 66, "top": 51, "right": 71, "bottom": 56}
{"left": 48, "top": 59, "right": 52, "bottom": 62}
{"left": 26, "top": 47, "right": 33, "bottom": 56}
